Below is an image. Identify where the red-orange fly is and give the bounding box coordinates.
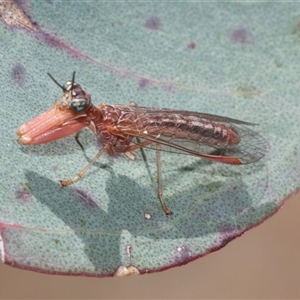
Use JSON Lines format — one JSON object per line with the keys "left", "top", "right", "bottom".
{"left": 17, "top": 72, "right": 269, "bottom": 215}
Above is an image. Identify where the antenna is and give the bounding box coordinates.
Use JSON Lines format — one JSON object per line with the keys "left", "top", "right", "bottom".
{"left": 71, "top": 71, "right": 76, "bottom": 87}
{"left": 47, "top": 73, "right": 66, "bottom": 92}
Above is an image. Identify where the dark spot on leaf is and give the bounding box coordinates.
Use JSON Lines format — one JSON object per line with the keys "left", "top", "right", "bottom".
{"left": 15, "top": 184, "right": 32, "bottom": 203}
{"left": 180, "top": 165, "right": 195, "bottom": 172}
{"left": 230, "top": 28, "right": 254, "bottom": 45}
{"left": 79, "top": 218, "right": 87, "bottom": 227}
{"left": 139, "top": 78, "right": 150, "bottom": 90}
{"left": 144, "top": 16, "right": 161, "bottom": 30}
{"left": 163, "top": 84, "right": 176, "bottom": 94}
{"left": 11, "top": 63, "right": 26, "bottom": 86}
{"left": 187, "top": 42, "right": 197, "bottom": 49}
{"left": 72, "top": 187, "right": 99, "bottom": 209}
{"left": 274, "top": 59, "right": 283, "bottom": 68}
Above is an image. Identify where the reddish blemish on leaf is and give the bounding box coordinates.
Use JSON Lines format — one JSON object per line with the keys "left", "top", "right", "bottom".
{"left": 1, "top": 6, "right": 178, "bottom": 92}
{"left": 0, "top": 2, "right": 94, "bottom": 61}
{"left": 174, "top": 245, "right": 192, "bottom": 264}
{"left": 144, "top": 16, "right": 161, "bottom": 30}
{"left": 230, "top": 28, "right": 254, "bottom": 45}
{"left": 219, "top": 228, "right": 240, "bottom": 247}
{"left": 35, "top": 32, "right": 91, "bottom": 60}
{"left": 14, "top": 0, "right": 30, "bottom": 10}
{"left": 11, "top": 63, "right": 26, "bottom": 86}
{"left": 219, "top": 235, "right": 236, "bottom": 248}
{"left": 72, "top": 187, "right": 100, "bottom": 209}
{"left": 163, "top": 84, "right": 177, "bottom": 94}
{"left": 138, "top": 78, "right": 150, "bottom": 90}
{"left": 187, "top": 42, "right": 197, "bottom": 49}
{"left": 15, "top": 185, "right": 32, "bottom": 203}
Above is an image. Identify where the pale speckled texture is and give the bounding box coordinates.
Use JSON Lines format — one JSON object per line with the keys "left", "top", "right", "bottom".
{"left": 0, "top": 2, "right": 298, "bottom": 276}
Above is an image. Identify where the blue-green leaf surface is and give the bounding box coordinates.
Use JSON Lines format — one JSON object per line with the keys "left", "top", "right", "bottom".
{"left": 0, "top": 2, "right": 299, "bottom": 276}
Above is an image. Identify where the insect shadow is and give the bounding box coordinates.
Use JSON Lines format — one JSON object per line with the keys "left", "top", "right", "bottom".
{"left": 24, "top": 167, "right": 273, "bottom": 273}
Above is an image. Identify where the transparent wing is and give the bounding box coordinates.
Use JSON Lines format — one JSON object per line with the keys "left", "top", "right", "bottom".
{"left": 112, "top": 105, "right": 269, "bottom": 165}
{"left": 113, "top": 104, "right": 257, "bottom": 126}
{"left": 129, "top": 123, "right": 269, "bottom": 164}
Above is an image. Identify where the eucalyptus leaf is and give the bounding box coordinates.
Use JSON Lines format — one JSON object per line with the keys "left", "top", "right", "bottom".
{"left": 0, "top": 2, "right": 298, "bottom": 276}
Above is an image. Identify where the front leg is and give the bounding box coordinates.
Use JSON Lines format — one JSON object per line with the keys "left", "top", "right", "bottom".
{"left": 60, "top": 145, "right": 109, "bottom": 186}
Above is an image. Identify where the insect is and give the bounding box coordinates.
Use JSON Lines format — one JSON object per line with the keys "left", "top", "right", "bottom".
{"left": 17, "top": 72, "right": 269, "bottom": 215}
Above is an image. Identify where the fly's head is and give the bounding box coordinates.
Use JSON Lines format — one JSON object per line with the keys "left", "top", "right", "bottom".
{"left": 49, "top": 72, "right": 92, "bottom": 114}
{"left": 17, "top": 72, "right": 94, "bottom": 145}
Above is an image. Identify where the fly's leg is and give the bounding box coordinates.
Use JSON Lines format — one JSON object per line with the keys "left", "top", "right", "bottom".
{"left": 75, "top": 123, "right": 96, "bottom": 151}
{"left": 155, "top": 143, "right": 173, "bottom": 216}
{"left": 124, "top": 152, "right": 136, "bottom": 160}
{"left": 123, "top": 139, "right": 153, "bottom": 152}
{"left": 75, "top": 131, "right": 85, "bottom": 151}
{"left": 124, "top": 140, "right": 172, "bottom": 216}
{"left": 60, "top": 145, "right": 108, "bottom": 187}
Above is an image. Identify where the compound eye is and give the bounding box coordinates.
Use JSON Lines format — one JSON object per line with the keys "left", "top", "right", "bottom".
{"left": 70, "top": 99, "right": 87, "bottom": 112}
{"left": 63, "top": 81, "right": 73, "bottom": 91}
